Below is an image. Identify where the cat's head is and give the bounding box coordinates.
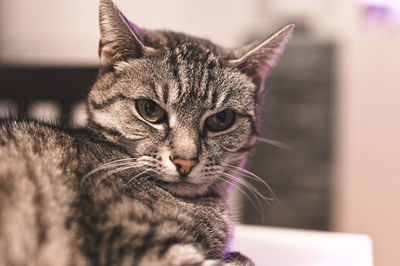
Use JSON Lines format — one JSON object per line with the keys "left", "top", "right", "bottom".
{"left": 88, "top": 0, "right": 293, "bottom": 197}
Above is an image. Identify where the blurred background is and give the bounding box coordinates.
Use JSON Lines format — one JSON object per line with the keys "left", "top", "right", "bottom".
{"left": 0, "top": 0, "right": 399, "bottom": 265}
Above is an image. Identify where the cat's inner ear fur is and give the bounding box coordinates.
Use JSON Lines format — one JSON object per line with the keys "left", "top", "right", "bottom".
{"left": 229, "top": 24, "right": 294, "bottom": 88}
{"left": 99, "top": 0, "right": 153, "bottom": 65}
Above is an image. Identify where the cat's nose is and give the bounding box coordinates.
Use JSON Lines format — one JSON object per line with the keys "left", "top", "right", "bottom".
{"left": 171, "top": 158, "right": 198, "bottom": 176}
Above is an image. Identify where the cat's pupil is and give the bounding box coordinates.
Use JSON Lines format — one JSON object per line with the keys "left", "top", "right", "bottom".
{"left": 215, "top": 112, "right": 226, "bottom": 123}
{"left": 144, "top": 101, "right": 157, "bottom": 116}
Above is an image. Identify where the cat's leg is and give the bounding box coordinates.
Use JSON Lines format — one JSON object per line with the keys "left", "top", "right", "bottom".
{"left": 201, "top": 252, "right": 255, "bottom": 266}
{"left": 138, "top": 243, "right": 207, "bottom": 266}
{"left": 202, "top": 252, "right": 255, "bottom": 266}
{"left": 220, "top": 252, "right": 255, "bottom": 266}
{"left": 138, "top": 244, "right": 254, "bottom": 266}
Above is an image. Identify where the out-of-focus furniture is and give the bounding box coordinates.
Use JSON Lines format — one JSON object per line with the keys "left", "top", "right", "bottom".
{"left": 0, "top": 66, "right": 97, "bottom": 125}
{"left": 244, "top": 39, "right": 335, "bottom": 230}
{"left": 232, "top": 225, "right": 373, "bottom": 266}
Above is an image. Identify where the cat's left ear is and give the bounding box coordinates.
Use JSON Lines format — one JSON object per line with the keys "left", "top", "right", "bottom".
{"left": 98, "top": 0, "right": 153, "bottom": 66}
{"left": 229, "top": 24, "right": 294, "bottom": 89}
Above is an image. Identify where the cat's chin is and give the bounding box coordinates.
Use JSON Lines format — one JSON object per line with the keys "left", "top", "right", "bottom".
{"left": 162, "top": 181, "right": 214, "bottom": 198}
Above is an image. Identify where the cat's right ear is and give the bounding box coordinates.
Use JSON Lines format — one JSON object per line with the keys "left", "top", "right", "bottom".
{"left": 228, "top": 24, "right": 294, "bottom": 89}
{"left": 99, "top": 0, "right": 153, "bottom": 66}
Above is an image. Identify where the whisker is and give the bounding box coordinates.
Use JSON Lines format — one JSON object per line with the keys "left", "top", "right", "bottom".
{"left": 96, "top": 164, "right": 147, "bottom": 183}
{"left": 220, "top": 171, "right": 272, "bottom": 201}
{"left": 256, "top": 137, "right": 292, "bottom": 150}
{"left": 221, "top": 163, "right": 278, "bottom": 201}
{"left": 126, "top": 169, "right": 155, "bottom": 184}
{"left": 263, "top": 86, "right": 273, "bottom": 98}
{"left": 90, "top": 158, "right": 160, "bottom": 184}
{"left": 214, "top": 175, "right": 255, "bottom": 209}
{"left": 219, "top": 172, "right": 261, "bottom": 206}
{"left": 222, "top": 163, "right": 265, "bottom": 184}
{"left": 88, "top": 158, "right": 137, "bottom": 173}
{"left": 216, "top": 173, "right": 264, "bottom": 217}
{"left": 80, "top": 158, "right": 137, "bottom": 185}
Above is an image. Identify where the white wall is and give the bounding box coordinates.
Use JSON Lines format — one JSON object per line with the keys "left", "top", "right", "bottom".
{"left": 0, "top": 0, "right": 259, "bottom": 65}
{"left": 0, "top": 0, "right": 98, "bottom": 65}
{"left": 329, "top": 2, "right": 400, "bottom": 266}
{"left": 333, "top": 35, "right": 400, "bottom": 266}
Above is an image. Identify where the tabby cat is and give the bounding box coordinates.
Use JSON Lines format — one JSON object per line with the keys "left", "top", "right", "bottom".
{"left": 0, "top": 0, "right": 293, "bottom": 265}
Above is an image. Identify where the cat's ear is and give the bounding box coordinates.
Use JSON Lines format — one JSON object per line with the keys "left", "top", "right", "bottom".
{"left": 229, "top": 24, "right": 294, "bottom": 88}
{"left": 99, "top": 0, "right": 153, "bottom": 65}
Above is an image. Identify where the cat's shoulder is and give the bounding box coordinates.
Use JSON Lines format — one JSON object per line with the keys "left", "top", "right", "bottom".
{"left": 0, "top": 120, "right": 130, "bottom": 168}
{"left": 1, "top": 119, "right": 68, "bottom": 135}
{"left": 0, "top": 120, "right": 76, "bottom": 146}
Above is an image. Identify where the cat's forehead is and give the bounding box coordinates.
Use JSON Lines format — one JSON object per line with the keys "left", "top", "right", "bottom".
{"left": 116, "top": 53, "right": 256, "bottom": 117}
{"left": 109, "top": 31, "right": 257, "bottom": 117}
{"left": 142, "top": 30, "right": 222, "bottom": 55}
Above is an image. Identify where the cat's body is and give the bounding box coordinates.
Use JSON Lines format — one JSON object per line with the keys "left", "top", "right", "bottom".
{"left": 0, "top": 121, "right": 231, "bottom": 266}
{"left": 0, "top": 0, "right": 293, "bottom": 265}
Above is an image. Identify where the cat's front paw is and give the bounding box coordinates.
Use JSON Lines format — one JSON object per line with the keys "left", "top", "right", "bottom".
{"left": 222, "top": 252, "right": 255, "bottom": 266}
{"left": 202, "top": 252, "right": 255, "bottom": 266}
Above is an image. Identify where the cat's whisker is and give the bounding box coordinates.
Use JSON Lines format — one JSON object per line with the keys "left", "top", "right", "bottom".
{"left": 237, "top": 62, "right": 258, "bottom": 72}
{"left": 87, "top": 158, "right": 137, "bottom": 174}
{"left": 219, "top": 169, "right": 276, "bottom": 219}
{"left": 222, "top": 163, "right": 264, "bottom": 183}
{"left": 213, "top": 176, "right": 255, "bottom": 209}
{"left": 94, "top": 162, "right": 149, "bottom": 183}
{"left": 255, "top": 137, "right": 292, "bottom": 150}
{"left": 219, "top": 172, "right": 261, "bottom": 206}
{"left": 100, "top": 164, "right": 144, "bottom": 181}
{"left": 84, "top": 156, "right": 160, "bottom": 185}
{"left": 263, "top": 86, "right": 273, "bottom": 99}
{"left": 220, "top": 171, "right": 272, "bottom": 202}
{"left": 80, "top": 158, "right": 138, "bottom": 184}
{"left": 215, "top": 174, "right": 264, "bottom": 216}
{"left": 126, "top": 169, "right": 155, "bottom": 184}
{"left": 221, "top": 163, "right": 277, "bottom": 201}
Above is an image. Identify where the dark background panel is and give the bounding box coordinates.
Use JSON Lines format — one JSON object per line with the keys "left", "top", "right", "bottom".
{"left": 0, "top": 66, "right": 98, "bottom": 124}
{"left": 243, "top": 40, "right": 335, "bottom": 230}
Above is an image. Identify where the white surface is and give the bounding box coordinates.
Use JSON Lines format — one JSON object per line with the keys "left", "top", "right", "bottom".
{"left": 232, "top": 225, "right": 373, "bottom": 266}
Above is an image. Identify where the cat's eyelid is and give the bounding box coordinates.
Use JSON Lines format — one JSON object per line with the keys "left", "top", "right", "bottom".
{"left": 210, "top": 100, "right": 252, "bottom": 115}
{"left": 134, "top": 97, "right": 167, "bottom": 110}
{"left": 206, "top": 107, "right": 242, "bottom": 117}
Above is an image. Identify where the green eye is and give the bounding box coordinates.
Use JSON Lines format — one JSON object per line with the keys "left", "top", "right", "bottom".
{"left": 135, "top": 99, "right": 166, "bottom": 123}
{"left": 205, "top": 109, "right": 235, "bottom": 132}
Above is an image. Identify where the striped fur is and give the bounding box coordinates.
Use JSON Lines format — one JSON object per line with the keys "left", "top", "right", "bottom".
{"left": 0, "top": 0, "right": 293, "bottom": 265}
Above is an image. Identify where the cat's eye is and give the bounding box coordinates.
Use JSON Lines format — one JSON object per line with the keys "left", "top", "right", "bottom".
{"left": 135, "top": 99, "right": 167, "bottom": 123}
{"left": 205, "top": 109, "right": 235, "bottom": 132}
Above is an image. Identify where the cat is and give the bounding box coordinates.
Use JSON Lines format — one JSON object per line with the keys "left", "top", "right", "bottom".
{"left": 0, "top": 0, "right": 293, "bottom": 265}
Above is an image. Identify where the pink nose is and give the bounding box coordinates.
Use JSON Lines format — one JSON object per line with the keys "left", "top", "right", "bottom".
{"left": 172, "top": 158, "right": 198, "bottom": 175}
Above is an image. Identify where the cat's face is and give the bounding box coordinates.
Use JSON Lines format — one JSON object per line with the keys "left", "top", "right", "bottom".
{"left": 89, "top": 47, "right": 257, "bottom": 196}
{"left": 88, "top": 0, "right": 293, "bottom": 197}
